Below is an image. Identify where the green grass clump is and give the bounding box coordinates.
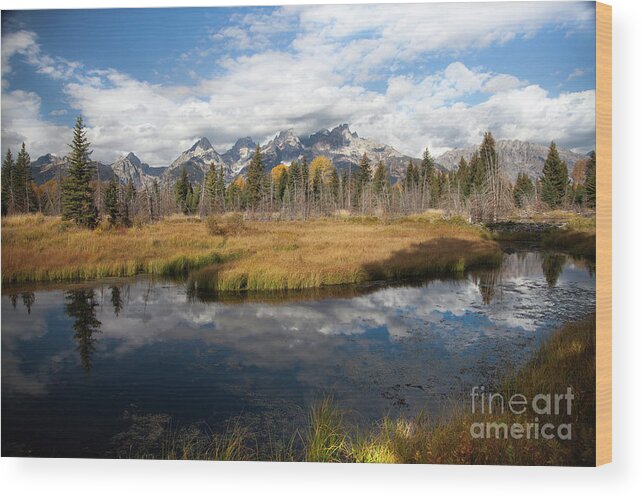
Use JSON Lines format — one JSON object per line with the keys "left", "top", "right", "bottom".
{"left": 305, "top": 397, "right": 349, "bottom": 462}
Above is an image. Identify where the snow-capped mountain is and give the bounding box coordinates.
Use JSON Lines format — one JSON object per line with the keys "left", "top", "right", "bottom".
{"left": 110, "top": 152, "right": 161, "bottom": 187}
{"left": 223, "top": 124, "right": 418, "bottom": 180}
{"left": 30, "top": 125, "right": 588, "bottom": 187}
{"left": 260, "top": 129, "right": 306, "bottom": 168}
{"left": 436, "top": 139, "right": 587, "bottom": 182}
{"left": 302, "top": 124, "right": 417, "bottom": 179}
{"left": 220, "top": 137, "right": 257, "bottom": 179}
{"left": 30, "top": 153, "right": 113, "bottom": 185}
{"left": 162, "top": 137, "right": 226, "bottom": 184}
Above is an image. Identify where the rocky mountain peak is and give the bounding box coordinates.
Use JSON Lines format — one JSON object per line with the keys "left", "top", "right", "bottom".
{"left": 125, "top": 152, "right": 142, "bottom": 167}
{"left": 330, "top": 123, "right": 358, "bottom": 139}
{"left": 231, "top": 137, "right": 256, "bottom": 150}
{"left": 188, "top": 137, "right": 213, "bottom": 153}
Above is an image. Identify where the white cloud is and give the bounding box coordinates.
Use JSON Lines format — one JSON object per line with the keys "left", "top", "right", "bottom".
{"left": 1, "top": 4, "right": 596, "bottom": 164}
{"left": 567, "top": 68, "right": 586, "bottom": 81}
{"left": 1, "top": 89, "right": 70, "bottom": 157}
{"left": 1, "top": 30, "right": 80, "bottom": 82}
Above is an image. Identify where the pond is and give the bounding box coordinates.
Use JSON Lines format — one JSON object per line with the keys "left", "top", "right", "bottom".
{"left": 1, "top": 248, "right": 595, "bottom": 458}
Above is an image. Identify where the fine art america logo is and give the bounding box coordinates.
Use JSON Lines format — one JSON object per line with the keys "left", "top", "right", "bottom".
{"left": 469, "top": 386, "right": 575, "bottom": 440}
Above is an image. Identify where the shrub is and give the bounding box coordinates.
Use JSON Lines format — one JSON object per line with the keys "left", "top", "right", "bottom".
{"left": 205, "top": 213, "right": 246, "bottom": 237}
{"left": 206, "top": 215, "right": 226, "bottom": 236}
{"left": 223, "top": 213, "right": 246, "bottom": 235}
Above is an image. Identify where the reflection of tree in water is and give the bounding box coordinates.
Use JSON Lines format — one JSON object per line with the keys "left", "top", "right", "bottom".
{"left": 21, "top": 292, "right": 35, "bottom": 314}
{"left": 541, "top": 253, "right": 567, "bottom": 287}
{"left": 470, "top": 267, "right": 501, "bottom": 305}
{"left": 64, "top": 290, "right": 102, "bottom": 372}
{"left": 110, "top": 286, "right": 123, "bottom": 317}
{"left": 7, "top": 292, "right": 36, "bottom": 313}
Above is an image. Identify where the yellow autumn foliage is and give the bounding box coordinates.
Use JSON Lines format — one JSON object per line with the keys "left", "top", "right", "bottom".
{"left": 309, "top": 156, "right": 335, "bottom": 185}
{"left": 271, "top": 164, "right": 288, "bottom": 182}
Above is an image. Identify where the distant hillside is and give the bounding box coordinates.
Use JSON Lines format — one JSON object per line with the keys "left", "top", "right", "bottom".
{"left": 436, "top": 139, "right": 587, "bottom": 182}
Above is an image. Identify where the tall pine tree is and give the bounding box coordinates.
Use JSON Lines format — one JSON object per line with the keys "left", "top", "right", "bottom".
{"left": 513, "top": 172, "right": 535, "bottom": 208}
{"left": 62, "top": 117, "right": 97, "bottom": 227}
{"left": 1, "top": 149, "right": 15, "bottom": 215}
{"left": 372, "top": 159, "right": 388, "bottom": 196}
{"left": 174, "top": 167, "right": 191, "bottom": 214}
{"left": 540, "top": 141, "right": 569, "bottom": 208}
{"left": 245, "top": 145, "right": 264, "bottom": 209}
{"left": 584, "top": 151, "right": 596, "bottom": 208}
{"left": 103, "top": 176, "right": 120, "bottom": 226}
{"left": 205, "top": 161, "right": 218, "bottom": 212}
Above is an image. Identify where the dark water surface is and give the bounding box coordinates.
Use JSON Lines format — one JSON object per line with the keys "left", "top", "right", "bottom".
{"left": 1, "top": 249, "right": 595, "bottom": 457}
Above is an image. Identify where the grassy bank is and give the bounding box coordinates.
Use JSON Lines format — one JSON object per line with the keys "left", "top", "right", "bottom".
{"left": 120, "top": 315, "right": 595, "bottom": 465}
{"left": 2, "top": 213, "right": 501, "bottom": 290}
{"left": 491, "top": 215, "right": 596, "bottom": 258}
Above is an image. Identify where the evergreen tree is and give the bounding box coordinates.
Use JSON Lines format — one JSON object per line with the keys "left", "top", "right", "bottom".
{"left": 216, "top": 164, "right": 226, "bottom": 210}
{"left": 13, "top": 143, "right": 37, "bottom": 213}
{"left": 62, "top": 117, "right": 98, "bottom": 228}
{"left": 372, "top": 159, "right": 388, "bottom": 196}
{"left": 174, "top": 167, "right": 191, "bottom": 214}
{"left": 103, "top": 176, "right": 120, "bottom": 225}
{"left": 540, "top": 141, "right": 569, "bottom": 208}
{"left": 205, "top": 161, "right": 218, "bottom": 211}
{"left": 468, "top": 150, "right": 485, "bottom": 192}
{"left": 584, "top": 151, "right": 596, "bottom": 208}
{"left": 125, "top": 179, "right": 136, "bottom": 210}
{"left": 277, "top": 168, "right": 289, "bottom": 201}
{"left": 357, "top": 153, "right": 372, "bottom": 187}
{"left": 420, "top": 148, "right": 438, "bottom": 204}
{"left": 300, "top": 157, "right": 309, "bottom": 202}
{"left": 513, "top": 172, "right": 535, "bottom": 208}
{"left": 330, "top": 167, "right": 340, "bottom": 203}
{"left": 186, "top": 184, "right": 201, "bottom": 214}
{"left": 245, "top": 145, "right": 264, "bottom": 209}
{"left": 288, "top": 160, "right": 301, "bottom": 201}
{"left": 311, "top": 167, "right": 322, "bottom": 202}
{"left": 405, "top": 159, "right": 419, "bottom": 189}
{"left": 1, "top": 149, "right": 15, "bottom": 215}
{"left": 340, "top": 168, "right": 349, "bottom": 206}
{"left": 455, "top": 156, "right": 470, "bottom": 198}
{"left": 152, "top": 179, "right": 161, "bottom": 220}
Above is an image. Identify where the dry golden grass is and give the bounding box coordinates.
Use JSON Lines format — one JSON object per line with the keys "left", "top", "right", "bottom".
{"left": 1, "top": 213, "right": 501, "bottom": 289}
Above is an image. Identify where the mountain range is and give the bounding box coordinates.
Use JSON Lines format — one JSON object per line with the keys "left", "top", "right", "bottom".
{"left": 30, "top": 124, "right": 587, "bottom": 187}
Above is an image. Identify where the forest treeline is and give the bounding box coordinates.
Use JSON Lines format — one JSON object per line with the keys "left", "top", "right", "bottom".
{"left": 1, "top": 117, "right": 596, "bottom": 228}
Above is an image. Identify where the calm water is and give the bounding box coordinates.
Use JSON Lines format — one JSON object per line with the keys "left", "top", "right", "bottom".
{"left": 1, "top": 249, "right": 595, "bottom": 458}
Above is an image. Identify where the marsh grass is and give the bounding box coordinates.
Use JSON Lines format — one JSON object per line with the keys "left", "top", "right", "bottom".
{"left": 543, "top": 215, "right": 596, "bottom": 257}
{"left": 304, "top": 397, "right": 349, "bottom": 462}
{"left": 2, "top": 214, "right": 501, "bottom": 289}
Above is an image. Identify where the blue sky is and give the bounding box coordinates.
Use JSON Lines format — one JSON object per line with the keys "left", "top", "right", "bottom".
{"left": 1, "top": 2, "right": 596, "bottom": 166}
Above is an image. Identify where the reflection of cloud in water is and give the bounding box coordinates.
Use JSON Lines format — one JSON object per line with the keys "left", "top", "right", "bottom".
{"left": 2, "top": 251, "right": 596, "bottom": 441}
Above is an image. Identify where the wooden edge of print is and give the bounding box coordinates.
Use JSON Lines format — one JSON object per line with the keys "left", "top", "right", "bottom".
{"left": 595, "top": 1, "right": 612, "bottom": 467}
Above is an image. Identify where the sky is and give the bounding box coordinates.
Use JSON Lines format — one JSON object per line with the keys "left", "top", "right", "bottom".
{"left": 1, "top": 2, "right": 596, "bottom": 167}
